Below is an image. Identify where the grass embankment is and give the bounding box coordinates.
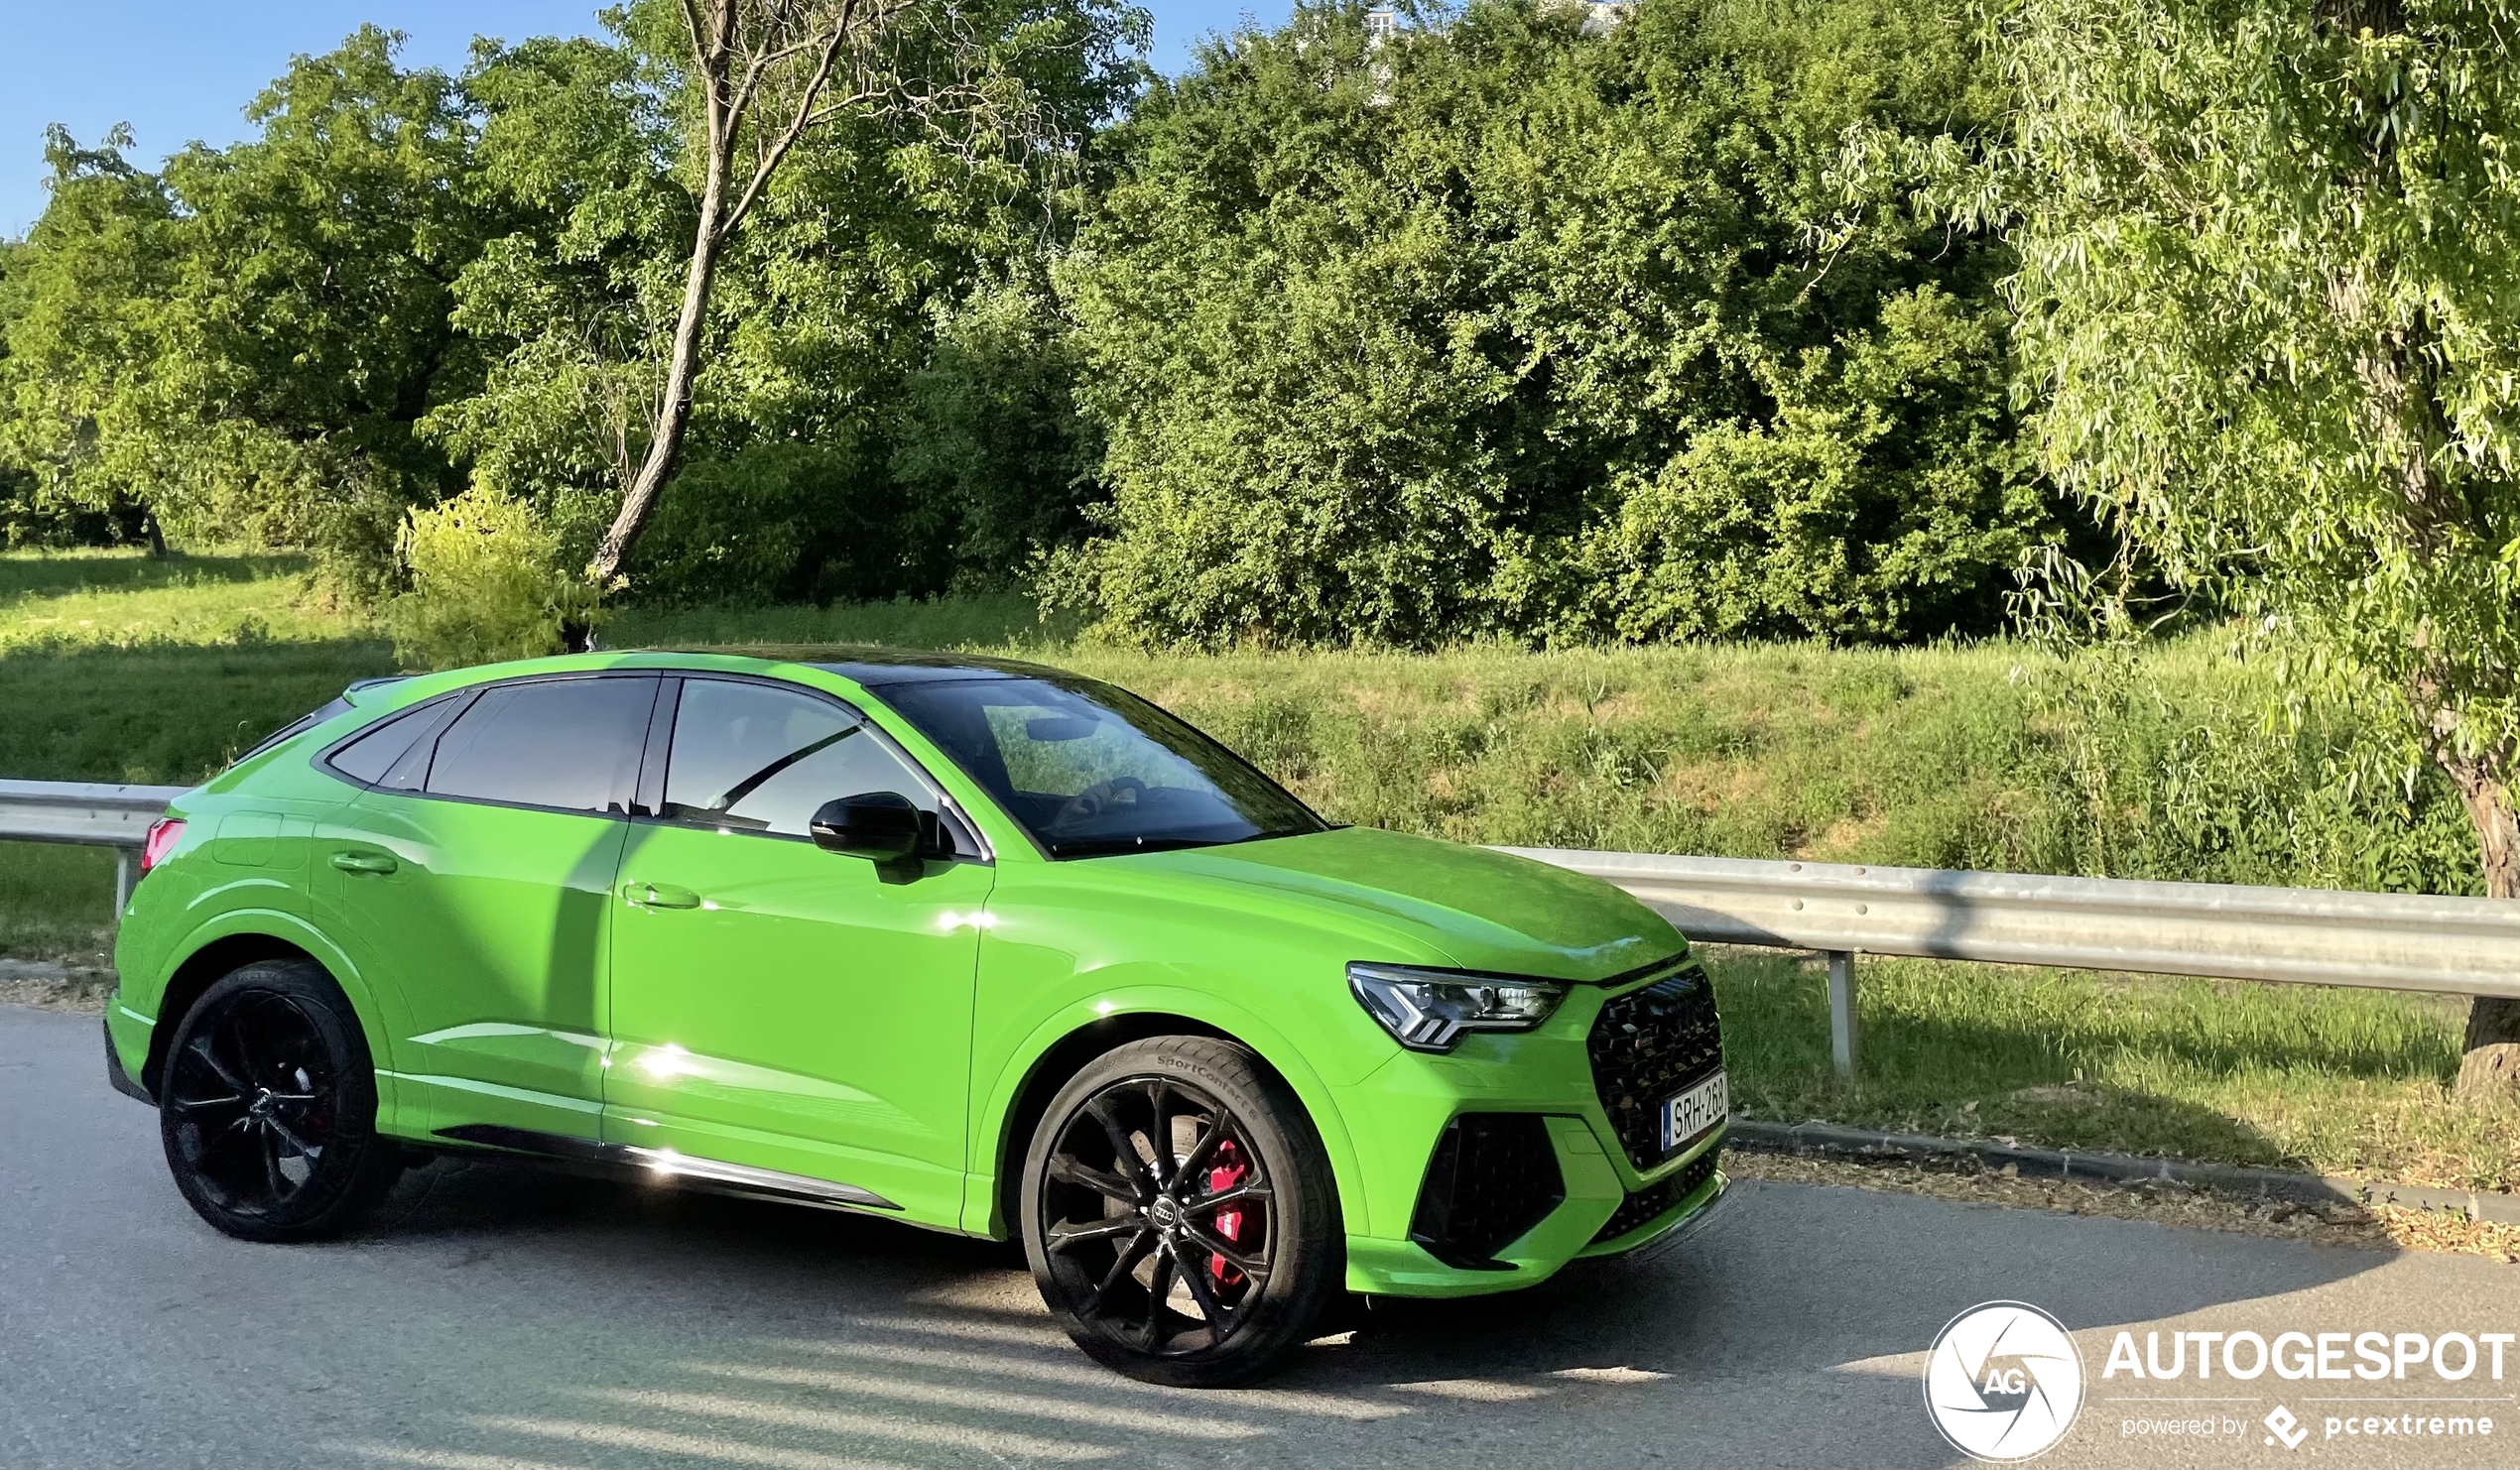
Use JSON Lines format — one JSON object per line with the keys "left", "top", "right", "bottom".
{"left": 2, "top": 549, "right": 2510, "bottom": 1191}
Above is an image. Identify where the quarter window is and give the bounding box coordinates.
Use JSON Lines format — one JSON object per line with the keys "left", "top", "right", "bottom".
{"left": 424, "top": 677, "right": 656, "bottom": 813}
{"left": 325, "top": 696, "right": 463, "bottom": 791}
{"left": 662, "top": 678, "right": 935, "bottom": 837}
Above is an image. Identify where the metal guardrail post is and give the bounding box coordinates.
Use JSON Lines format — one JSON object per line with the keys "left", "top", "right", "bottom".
{"left": 1827, "top": 950, "right": 1858, "bottom": 1079}
{"left": 113, "top": 848, "right": 135, "bottom": 938}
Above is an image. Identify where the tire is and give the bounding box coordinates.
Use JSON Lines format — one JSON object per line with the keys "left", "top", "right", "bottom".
{"left": 1021, "top": 1036, "right": 1342, "bottom": 1387}
{"left": 158, "top": 960, "right": 402, "bottom": 1243}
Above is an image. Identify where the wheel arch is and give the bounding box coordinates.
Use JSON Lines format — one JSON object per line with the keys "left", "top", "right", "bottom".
{"left": 141, "top": 917, "right": 386, "bottom": 1101}
{"left": 972, "top": 991, "right": 1365, "bottom": 1242}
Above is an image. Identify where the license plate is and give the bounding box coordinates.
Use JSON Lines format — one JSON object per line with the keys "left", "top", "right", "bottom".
{"left": 1658, "top": 1071, "right": 1728, "bottom": 1154}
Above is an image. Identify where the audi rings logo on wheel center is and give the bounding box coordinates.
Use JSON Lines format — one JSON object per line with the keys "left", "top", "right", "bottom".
{"left": 1924, "top": 1301, "right": 2086, "bottom": 1462}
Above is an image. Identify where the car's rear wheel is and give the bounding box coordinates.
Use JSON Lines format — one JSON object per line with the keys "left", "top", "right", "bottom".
{"left": 1021, "top": 1036, "right": 1341, "bottom": 1387}
{"left": 159, "top": 960, "right": 401, "bottom": 1242}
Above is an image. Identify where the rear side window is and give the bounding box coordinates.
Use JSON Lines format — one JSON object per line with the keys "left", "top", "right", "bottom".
{"left": 324, "top": 696, "right": 464, "bottom": 790}
{"left": 662, "top": 678, "right": 935, "bottom": 837}
{"left": 424, "top": 677, "right": 656, "bottom": 814}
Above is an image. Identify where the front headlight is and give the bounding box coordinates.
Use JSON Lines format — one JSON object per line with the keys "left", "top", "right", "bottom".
{"left": 1347, "top": 962, "right": 1569, "bottom": 1053}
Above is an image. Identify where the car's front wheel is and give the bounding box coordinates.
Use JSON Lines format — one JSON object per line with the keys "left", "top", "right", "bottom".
{"left": 159, "top": 959, "right": 402, "bottom": 1243}
{"left": 1021, "top": 1036, "right": 1341, "bottom": 1387}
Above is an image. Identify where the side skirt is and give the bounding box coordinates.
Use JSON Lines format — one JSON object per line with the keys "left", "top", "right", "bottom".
{"left": 431, "top": 1123, "right": 903, "bottom": 1214}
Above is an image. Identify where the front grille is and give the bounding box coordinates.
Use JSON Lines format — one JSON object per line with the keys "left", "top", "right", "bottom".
{"left": 1593, "top": 1147, "right": 1720, "bottom": 1244}
{"left": 1586, "top": 962, "right": 1724, "bottom": 1170}
{"left": 1409, "top": 1114, "right": 1566, "bottom": 1269}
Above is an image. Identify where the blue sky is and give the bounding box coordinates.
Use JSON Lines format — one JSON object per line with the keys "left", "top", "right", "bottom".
{"left": 0, "top": 1, "right": 1292, "bottom": 237}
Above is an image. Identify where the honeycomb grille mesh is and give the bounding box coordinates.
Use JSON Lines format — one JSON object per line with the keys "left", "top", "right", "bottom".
{"left": 1587, "top": 963, "right": 1725, "bottom": 1170}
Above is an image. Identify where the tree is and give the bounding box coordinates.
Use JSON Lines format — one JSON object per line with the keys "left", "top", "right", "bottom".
{"left": 1980, "top": 0, "right": 2520, "bottom": 1094}
{"left": 433, "top": 2, "right": 1141, "bottom": 607}
{"left": 1051, "top": 0, "right": 2053, "bottom": 648}
{"left": 0, "top": 30, "right": 487, "bottom": 591}
{"left": 579, "top": 0, "right": 1109, "bottom": 604}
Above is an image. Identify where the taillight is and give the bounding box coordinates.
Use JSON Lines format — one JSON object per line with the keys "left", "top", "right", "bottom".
{"left": 140, "top": 817, "right": 186, "bottom": 875}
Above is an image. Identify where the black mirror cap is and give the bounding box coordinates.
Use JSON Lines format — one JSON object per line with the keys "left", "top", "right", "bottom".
{"left": 811, "top": 792, "right": 936, "bottom": 862}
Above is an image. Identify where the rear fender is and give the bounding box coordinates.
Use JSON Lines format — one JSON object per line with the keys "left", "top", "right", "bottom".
{"left": 137, "top": 910, "right": 406, "bottom": 1134}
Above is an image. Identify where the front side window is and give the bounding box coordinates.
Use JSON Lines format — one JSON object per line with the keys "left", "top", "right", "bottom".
{"left": 662, "top": 678, "right": 935, "bottom": 837}
{"left": 874, "top": 675, "right": 1326, "bottom": 858}
{"left": 424, "top": 677, "right": 656, "bottom": 814}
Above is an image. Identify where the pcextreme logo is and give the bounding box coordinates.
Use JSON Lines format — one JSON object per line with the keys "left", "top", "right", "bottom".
{"left": 1924, "top": 1301, "right": 2086, "bottom": 1463}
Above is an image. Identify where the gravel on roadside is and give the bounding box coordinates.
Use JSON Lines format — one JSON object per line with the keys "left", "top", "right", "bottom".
{"left": 0, "top": 959, "right": 114, "bottom": 1013}
{"left": 1725, "top": 1147, "right": 2520, "bottom": 1264}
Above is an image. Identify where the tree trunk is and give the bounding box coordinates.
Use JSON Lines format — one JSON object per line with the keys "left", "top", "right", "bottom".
{"left": 2444, "top": 751, "right": 2520, "bottom": 1100}
{"left": 583, "top": 31, "right": 738, "bottom": 605}
{"left": 584, "top": 214, "right": 724, "bottom": 600}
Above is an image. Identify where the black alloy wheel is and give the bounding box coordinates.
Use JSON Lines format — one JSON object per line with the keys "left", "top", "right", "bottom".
{"left": 160, "top": 960, "right": 402, "bottom": 1242}
{"left": 1023, "top": 1037, "right": 1340, "bottom": 1387}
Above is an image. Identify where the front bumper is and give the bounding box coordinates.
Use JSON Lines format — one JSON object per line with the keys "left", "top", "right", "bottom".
{"left": 1334, "top": 963, "right": 1727, "bottom": 1298}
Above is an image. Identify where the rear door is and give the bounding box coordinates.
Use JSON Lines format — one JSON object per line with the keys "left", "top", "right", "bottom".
{"left": 318, "top": 674, "right": 658, "bottom": 1142}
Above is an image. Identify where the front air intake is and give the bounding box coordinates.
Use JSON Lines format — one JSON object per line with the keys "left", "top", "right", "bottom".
{"left": 1408, "top": 1113, "right": 1565, "bottom": 1269}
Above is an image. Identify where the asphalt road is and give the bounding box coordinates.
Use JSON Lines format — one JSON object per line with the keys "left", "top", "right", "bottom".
{"left": 6, "top": 1004, "right": 2517, "bottom": 1470}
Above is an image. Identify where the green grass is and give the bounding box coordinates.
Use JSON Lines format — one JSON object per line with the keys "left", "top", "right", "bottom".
{"left": 1707, "top": 949, "right": 2519, "bottom": 1191}
{"left": 2, "top": 548, "right": 2508, "bottom": 1192}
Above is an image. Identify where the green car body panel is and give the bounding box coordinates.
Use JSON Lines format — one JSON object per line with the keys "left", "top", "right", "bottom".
{"left": 109, "top": 650, "right": 1727, "bottom": 1297}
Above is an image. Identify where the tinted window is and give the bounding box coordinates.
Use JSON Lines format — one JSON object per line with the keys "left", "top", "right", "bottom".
{"left": 424, "top": 677, "right": 655, "bottom": 813}
{"left": 877, "top": 675, "right": 1324, "bottom": 858}
{"left": 663, "top": 678, "right": 934, "bottom": 837}
{"left": 326, "top": 697, "right": 463, "bottom": 790}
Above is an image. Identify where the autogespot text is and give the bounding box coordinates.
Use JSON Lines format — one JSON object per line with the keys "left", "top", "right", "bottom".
{"left": 2104, "top": 1328, "right": 2511, "bottom": 1446}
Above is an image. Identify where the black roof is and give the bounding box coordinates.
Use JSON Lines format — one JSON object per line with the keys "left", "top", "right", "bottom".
{"left": 645, "top": 644, "right": 1067, "bottom": 687}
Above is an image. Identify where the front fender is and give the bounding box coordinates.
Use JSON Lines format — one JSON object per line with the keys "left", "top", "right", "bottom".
{"left": 965, "top": 983, "right": 1367, "bottom": 1242}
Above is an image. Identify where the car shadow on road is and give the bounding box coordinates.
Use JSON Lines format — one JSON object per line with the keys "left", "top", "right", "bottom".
{"left": 315, "top": 1149, "right": 2398, "bottom": 1470}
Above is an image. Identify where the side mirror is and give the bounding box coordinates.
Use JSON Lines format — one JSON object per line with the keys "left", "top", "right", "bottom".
{"left": 810, "top": 792, "right": 935, "bottom": 864}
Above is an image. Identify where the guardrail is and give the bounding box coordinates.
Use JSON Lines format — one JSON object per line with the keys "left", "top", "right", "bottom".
{"left": 7, "top": 781, "right": 2513, "bottom": 1078}
{"left": 1503, "top": 848, "right": 2520, "bottom": 1075}
{"left": 0, "top": 779, "right": 190, "bottom": 924}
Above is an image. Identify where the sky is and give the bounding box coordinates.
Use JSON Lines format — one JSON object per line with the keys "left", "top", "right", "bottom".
{"left": 0, "top": 1, "right": 1293, "bottom": 238}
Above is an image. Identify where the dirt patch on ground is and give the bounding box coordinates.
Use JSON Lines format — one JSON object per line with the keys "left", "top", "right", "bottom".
{"left": 0, "top": 958, "right": 115, "bottom": 1014}
{"left": 1727, "top": 1148, "right": 2520, "bottom": 1264}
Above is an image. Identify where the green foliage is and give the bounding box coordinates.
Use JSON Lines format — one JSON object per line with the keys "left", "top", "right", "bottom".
{"left": 893, "top": 274, "right": 1103, "bottom": 590}
{"left": 0, "top": 31, "right": 491, "bottom": 596}
{"left": 428, "top": 0, "right": 1147, "bottom": 603}
{"left": 630, "top": 440, "right": 923, "bottom": 606}
{"left": 1975, "top": 0, "right": 2520, "bottom": 891}
{"left": 1053, "top": 0, "right": 2057, "bottom": 647}
{"left": 386, "top": 485, "right": 598, "bottom": 669}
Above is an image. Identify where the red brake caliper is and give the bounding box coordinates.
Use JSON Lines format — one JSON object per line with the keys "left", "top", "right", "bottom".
{"left": 1205, "top": 1139, "right": 1248, "bottom": 1287}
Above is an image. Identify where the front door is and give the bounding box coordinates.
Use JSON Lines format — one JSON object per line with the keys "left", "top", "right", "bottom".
{"left": 603, "top": 675, "right": 995, "bottom": 1225}
{"left": 320, "top": 674, "right": 657, "bottom": 1142}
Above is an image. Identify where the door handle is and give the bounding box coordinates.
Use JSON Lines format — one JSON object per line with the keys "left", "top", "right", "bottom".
{"left": 330, "top": 851, "right": 397, "bottom": 875}
{"left": 624, "top": 880, "right": 702, "bottom": 910}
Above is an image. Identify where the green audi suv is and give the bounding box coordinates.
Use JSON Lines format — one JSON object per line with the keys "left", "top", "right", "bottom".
{"left": 105, "top": 649, "right": 1729, "bottom": 1385}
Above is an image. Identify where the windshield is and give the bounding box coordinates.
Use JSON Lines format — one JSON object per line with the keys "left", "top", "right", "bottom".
{"left": 873, "top": 674, "right": 1327, "bottom": 859}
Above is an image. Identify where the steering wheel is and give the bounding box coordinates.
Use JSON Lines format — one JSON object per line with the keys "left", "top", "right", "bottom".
{"left": 1053, "top": 776, "right": 1146, "bottom": 828}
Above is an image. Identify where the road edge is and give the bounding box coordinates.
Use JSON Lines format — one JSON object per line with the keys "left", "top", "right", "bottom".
{"left": 1727, "top": 1117, "right": 2520, "bottom": 1225}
